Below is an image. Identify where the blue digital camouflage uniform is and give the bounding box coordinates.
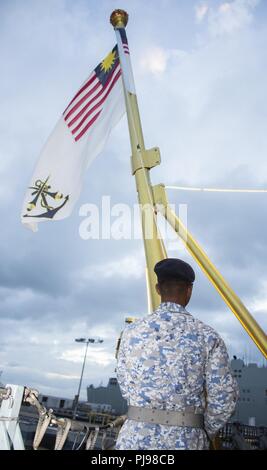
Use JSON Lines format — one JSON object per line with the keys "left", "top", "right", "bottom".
{"left": 116, "top": 302, "right": 239, "bottom": 450}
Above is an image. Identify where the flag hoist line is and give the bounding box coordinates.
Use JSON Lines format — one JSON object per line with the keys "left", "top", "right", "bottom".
{"left": 110, "top": 9, "right": 267, "bottom": 359}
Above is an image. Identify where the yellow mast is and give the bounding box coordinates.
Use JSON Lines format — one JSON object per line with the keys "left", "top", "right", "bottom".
{"left": 110, "top": 9, "right": 167, "bottom": 312}
{"left": 110, "top": 10, "right": 267, "bottom": 358}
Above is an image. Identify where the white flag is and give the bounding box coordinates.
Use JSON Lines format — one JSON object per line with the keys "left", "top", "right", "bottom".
{"left": 21, "top": 46, "right": 125, "bottom": 231}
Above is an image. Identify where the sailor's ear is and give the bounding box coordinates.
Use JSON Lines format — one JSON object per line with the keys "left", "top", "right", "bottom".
{"left": 156, "top": 283, "right": 161, "bottom": 295}
{"left": 187, "top": 283, "right": 193, "bottom": 297}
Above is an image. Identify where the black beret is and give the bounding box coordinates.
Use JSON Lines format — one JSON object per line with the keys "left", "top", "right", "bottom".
{"left": 154, "top": 258, "right": 195, "bottom": 284}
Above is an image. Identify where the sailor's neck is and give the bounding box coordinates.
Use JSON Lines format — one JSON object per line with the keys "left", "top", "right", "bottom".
{"left": 160, "top": 299, "right": 186, "bottom": 307}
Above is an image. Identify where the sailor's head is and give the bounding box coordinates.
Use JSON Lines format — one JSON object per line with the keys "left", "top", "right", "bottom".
{"left": 154, "top": 258, "right": 195, "bottom": 307}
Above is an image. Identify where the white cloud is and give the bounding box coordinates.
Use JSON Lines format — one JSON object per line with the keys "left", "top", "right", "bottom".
{"left": 249, "top": 280, "right": 267, "bottom": 314}
{"left": 60, "top": 347, "right": 114, "bottom": 367}
{"left": 195, "top": 3, "right": 209, "bottom": 23}
{"left": 46, "top": 372, "right": 79, "bottom": 380}
{"left": 0, "top": 316, "right": 120, "bottom": 397}
{"left": 140, "top": 47, "right": 169, "bottom": 74}
{"left": 208, "top": 0, "right": 260, "bottom": 37}
{"left": 79, "top": 252, "right": 145, "bottom": 281}
{"left": 140, "top": 47, "right": 187, "bottom": 75}
{"left": 0, "top": 287, "right": 37, "bottom": 306}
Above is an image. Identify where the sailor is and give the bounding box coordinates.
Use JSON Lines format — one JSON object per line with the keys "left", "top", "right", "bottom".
{"left": 115, "top": 258, "right": 239, "bottom": 450}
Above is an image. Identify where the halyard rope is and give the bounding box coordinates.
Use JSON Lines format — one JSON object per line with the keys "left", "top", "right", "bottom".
{"left": 166, "top": 185, "right": 267, "bottom": 193}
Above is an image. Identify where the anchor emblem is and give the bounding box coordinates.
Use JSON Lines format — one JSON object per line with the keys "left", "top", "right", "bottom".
{"left": 23, "top": 176, "right": 69, "bottom": 219}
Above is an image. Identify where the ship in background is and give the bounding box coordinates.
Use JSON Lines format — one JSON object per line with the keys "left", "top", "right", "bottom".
{"left": 230, "top": 357, "right": 267, "bottom": 426}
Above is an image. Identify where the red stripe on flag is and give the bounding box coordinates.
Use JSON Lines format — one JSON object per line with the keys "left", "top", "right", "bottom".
{"left": 66, "top": 63, "right": 121, "bottom": 126}
{"left": 74, "top": 110, "right": 102, "bottom": 142}
{"left": 64, "top": 79, "right": 102, "bottom": 121}
{"left": 64, "top": 73, "right": 98, "bottom": 114}
{"left": 71, "top": 69, "right": 122, "bottom": 135}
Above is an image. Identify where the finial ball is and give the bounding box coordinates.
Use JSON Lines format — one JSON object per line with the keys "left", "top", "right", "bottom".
{"left": 110, "top": 9, "right": 129, "bottom": 28}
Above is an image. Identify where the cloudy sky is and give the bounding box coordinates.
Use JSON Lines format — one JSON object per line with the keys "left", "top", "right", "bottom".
{"left": 1, "top": 0, "right": 267, "bottom": 401}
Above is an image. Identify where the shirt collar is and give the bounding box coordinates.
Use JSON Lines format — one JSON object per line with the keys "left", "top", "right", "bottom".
{"left": 154, "top": 301, "right": 191, "bottom": 316}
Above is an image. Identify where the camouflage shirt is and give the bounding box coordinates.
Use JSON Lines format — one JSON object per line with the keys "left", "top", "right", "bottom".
{"left": 116, "top": 302, "right": 239, "bottom": 450}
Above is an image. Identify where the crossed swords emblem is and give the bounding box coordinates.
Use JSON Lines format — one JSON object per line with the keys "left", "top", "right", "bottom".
{"left": 23, "top": 176, "right": 69, "bottom": 219}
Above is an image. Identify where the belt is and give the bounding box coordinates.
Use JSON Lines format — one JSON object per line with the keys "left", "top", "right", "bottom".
{"left": 127, "top": 405, "right": 204, "bottom": 428}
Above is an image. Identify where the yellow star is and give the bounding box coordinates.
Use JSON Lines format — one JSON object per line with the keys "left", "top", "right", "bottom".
{"left": 100, "top": 50, "right": 116, "bottom": 73}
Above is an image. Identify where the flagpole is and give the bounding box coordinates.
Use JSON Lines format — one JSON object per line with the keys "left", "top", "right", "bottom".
{"left": 110, "top": 10, "right": 167, "bottom": 311}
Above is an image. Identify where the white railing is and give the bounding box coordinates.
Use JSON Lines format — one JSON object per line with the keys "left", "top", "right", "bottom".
{"left": 0, "top": 385, "right": 25, "bottom": 450}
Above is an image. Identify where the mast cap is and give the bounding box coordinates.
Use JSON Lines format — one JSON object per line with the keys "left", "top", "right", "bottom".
{"left": 110, "top": 9, "right": 128, "bottom": 28}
